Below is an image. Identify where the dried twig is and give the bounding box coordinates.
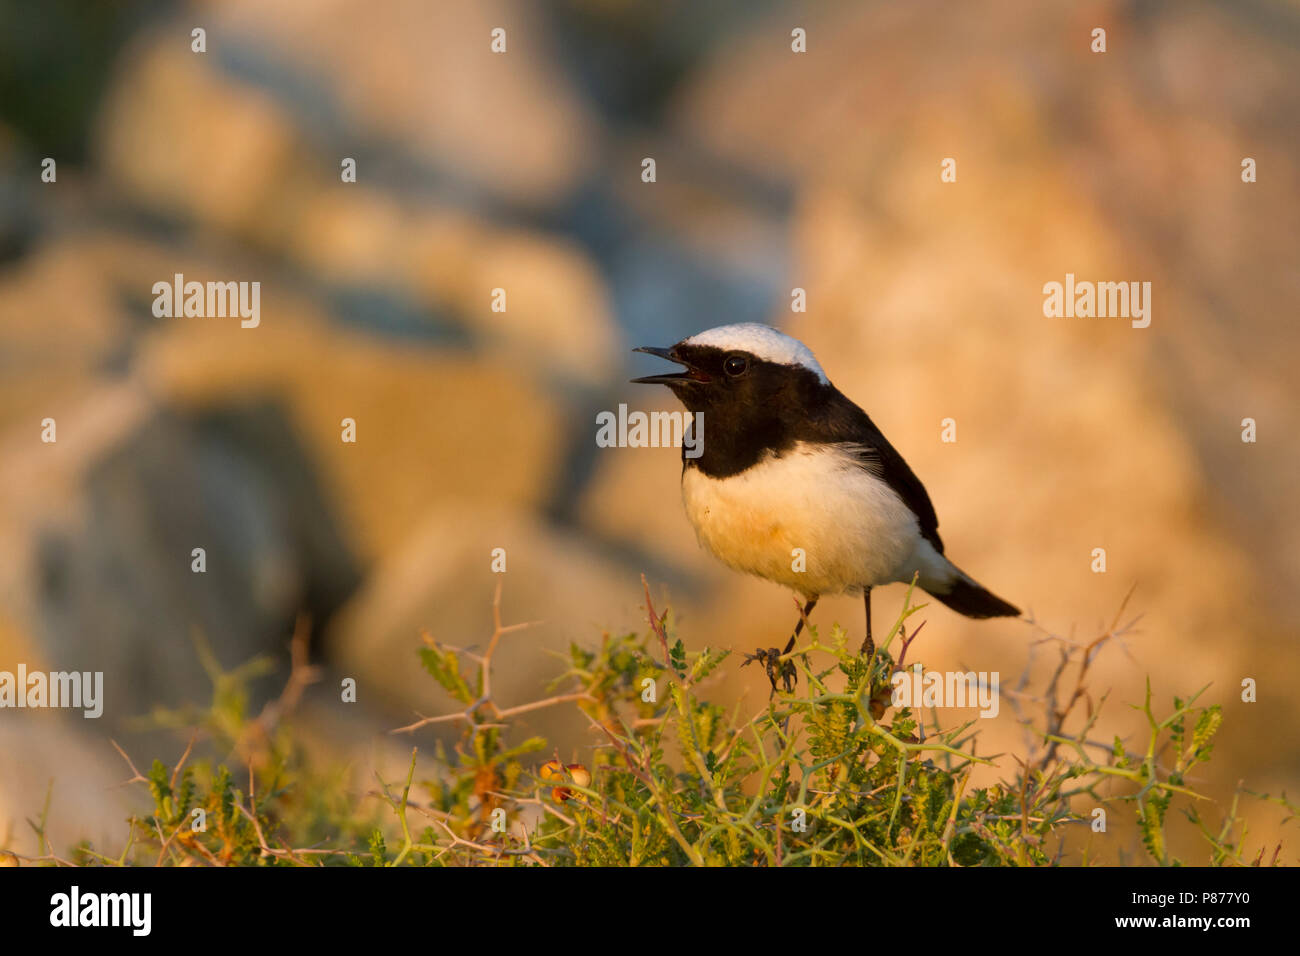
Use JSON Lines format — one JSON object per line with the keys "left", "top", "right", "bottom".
{"left": 642, "top": 573, "right": 672, "bottom": 669}
{"left": 392, "top": 581, "right": 589, "bottom": 734}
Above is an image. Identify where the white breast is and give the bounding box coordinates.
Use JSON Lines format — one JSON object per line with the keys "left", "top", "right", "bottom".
{"left": 681, "top": 442, "right": 940, "bottom": 597}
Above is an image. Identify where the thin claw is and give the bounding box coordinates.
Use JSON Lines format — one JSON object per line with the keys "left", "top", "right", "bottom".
{"left": 743, "top": 646, "right": 794, "bottom": 696}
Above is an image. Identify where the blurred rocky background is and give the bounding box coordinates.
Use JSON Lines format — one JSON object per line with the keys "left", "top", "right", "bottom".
{"left": 0, "top": 0, "right": 1296, "bottom": 861}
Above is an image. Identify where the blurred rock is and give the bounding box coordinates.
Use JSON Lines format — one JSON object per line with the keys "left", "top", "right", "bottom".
{"left": 0, "top": 227, "right": 574, "bottom": 725}
{"left": 206, "top": 0, "right": 597, "bottom": 209}
{"left": 96, "top": 38, "right": 303, "bottom": 238}
{"left": 282, "top": 192, "right": 622, "bottom": 386}
{"left": 94, "top": 31, "right": 620, "bottom": 388}
{"left": 1, "top": 390, "right": 359, "bottom": 713}
{"left": 0, "top": 236, "right": 134, "bottom": 435}
{"left": 399, "top": 212, "right": 621, "bottom": 387}
{"left": 328, "top": 502, "right": 652, "bottom": 738}
{"left": 98, "top": 0, "right": 596, "bottom": 214}
{"left": 136, "top": 291, "right": 571, "bottom": 561}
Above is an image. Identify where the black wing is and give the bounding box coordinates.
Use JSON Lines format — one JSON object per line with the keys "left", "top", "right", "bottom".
{"left": 816, "top": 389, "right": 945, "bottom": 554}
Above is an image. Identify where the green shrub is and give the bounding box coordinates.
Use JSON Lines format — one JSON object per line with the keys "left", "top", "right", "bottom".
{"left": 12, "top": 583, "right": 1291, "bottom": 867}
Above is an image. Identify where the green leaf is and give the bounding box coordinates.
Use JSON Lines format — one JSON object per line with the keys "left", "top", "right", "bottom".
{"left": 670, "top": 639, "right": 687, "bottom": 674}
{"left": 688, "top": 647, "right": 729, "bottom": 684}
{"left": 420, "top": 644, "right": 474, "bottom": 704}
{"left": 368, "top": 828, "right": 388, "bottom": 866}
{"left": 1189, "top": 706, "right": 1223, "bottom": 763}
{"left": 1112, "top": 735, "right": 1129, "bottom": 768}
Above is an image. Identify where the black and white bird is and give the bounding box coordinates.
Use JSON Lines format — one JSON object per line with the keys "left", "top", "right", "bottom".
{"left": 632, "top": 323, "right": 1019, "bottom": 691}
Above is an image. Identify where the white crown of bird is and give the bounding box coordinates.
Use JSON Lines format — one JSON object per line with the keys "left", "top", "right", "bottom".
{"left": 682, "top": 323, "right": 828, "bottom": 384}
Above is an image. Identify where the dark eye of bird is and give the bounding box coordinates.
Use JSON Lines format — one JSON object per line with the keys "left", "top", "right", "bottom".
{"left": 723, "top": 354, "right": 748, "bottom": 376}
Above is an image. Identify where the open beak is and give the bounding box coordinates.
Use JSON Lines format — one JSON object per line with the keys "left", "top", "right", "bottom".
{"left": 630, "top": 346, "right": 710, "bottom": 385}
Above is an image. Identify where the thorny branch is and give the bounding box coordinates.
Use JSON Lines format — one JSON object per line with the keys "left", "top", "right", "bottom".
{"left": 391, "top": 580, "right": 594, "bottom": 735}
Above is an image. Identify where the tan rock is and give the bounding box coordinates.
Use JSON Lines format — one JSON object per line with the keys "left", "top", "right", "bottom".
{"left": 199, "top": 0, "right": 596, "bottom": 207}
{"left": 284, "top": 195, "right": 621, "bottom": 386}
{"left": 328, "top": 502, "right": 655, "bottom": 729}
{"left": 96, "top": 39, "right": 302, "bottom": 237}
{"left": 137, "top": 299, "right": 568, "bottom": 562}
{"left": 405, "top": 218, "right": 620, "bottom": 386}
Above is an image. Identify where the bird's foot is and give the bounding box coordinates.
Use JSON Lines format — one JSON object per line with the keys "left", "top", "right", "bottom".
{"left": 742, "top": 646, "right": 796, "bottom": 696}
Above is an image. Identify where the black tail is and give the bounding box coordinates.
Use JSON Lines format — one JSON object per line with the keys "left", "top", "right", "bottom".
{"left": 926, "top": 576, "right": 1020, "bottom": 619}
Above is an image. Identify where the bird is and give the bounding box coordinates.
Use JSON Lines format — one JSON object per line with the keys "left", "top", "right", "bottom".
{"left": 631, "top": 322, "right": 1019, "bottom": 692}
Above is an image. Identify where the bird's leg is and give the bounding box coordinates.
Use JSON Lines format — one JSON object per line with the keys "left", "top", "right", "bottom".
{"left": 783, "top": 596, "right": 818, "bottom": 654}
{"left": 779, "top": 596, "right": 816, "bottom": 692}
{"left": 859, "top": 587, "right": 874, "bottom": 659}
{"left": 744, "top": 596, "right": 817, "bottom": 695}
